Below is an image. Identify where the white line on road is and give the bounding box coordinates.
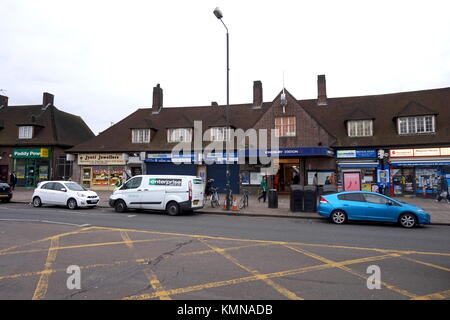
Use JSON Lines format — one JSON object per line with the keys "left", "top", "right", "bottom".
{"left": 0, "top": 218, "right": 90, "bottom": 228}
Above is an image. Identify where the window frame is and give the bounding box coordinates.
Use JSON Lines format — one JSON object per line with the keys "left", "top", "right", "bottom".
{"left": 274, "top": 116, "right": 296, "bottom": 137}
{"left": 209, "top": 127, "right": 232, "bottom": 142}
{"left": 347, "top": 120, "right": 373, "bottom": 137}
{"left": 18, "top": 126, "right": 33, "bottom": 139}
{"left": 167, "top": 128, "right": 193, "bottom": 143}
{"left": 397, "top": 116, "right": 435, "bottom": 135}
{"left": 131, "top": 129, "right": 151, "bottom": 143}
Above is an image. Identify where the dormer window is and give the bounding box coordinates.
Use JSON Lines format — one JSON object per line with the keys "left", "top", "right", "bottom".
{"left": 18, "top": 126, "right": 33, "bottom": 139}
{"left": 131, "top": 129, "right": 150, "bottom": 143}
{"left": 168, "top": 128, "right": 192, "bottom": 142}
{"left": 209, "top": 127, "right": 232, "bottom": 141}
{"left": 398, "top": 116, "right": 435, "bottom": 135}
{"left": 347, "top": 120, "right": 373, "bottom": 137}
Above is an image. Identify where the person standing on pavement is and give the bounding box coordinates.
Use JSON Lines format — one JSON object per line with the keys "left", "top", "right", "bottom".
{"left": 436, "top": 176, "right": 450, "bottom": 203}
{"left": 258, "top": 176, "right": 267, "bottom": 203}
{"left": 9, "top": 172, "right": 17, "bottom": 190}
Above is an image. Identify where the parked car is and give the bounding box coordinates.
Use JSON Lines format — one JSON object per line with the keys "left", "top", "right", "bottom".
{"left": 0, "top": 183, "right": 12, "bottom": 203}
{"left": 317, "top": 191, "right": 430, "bottom": 228}
{"left": 109, "top": 175, "right": 204, "bottom": 215}
{"left": 32, "top": 181, "right": 100, "bottom": 209}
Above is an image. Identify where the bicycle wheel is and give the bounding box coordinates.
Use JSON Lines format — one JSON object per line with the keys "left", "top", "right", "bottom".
{"left": 238, "top": 197, "right": 245, "bottom": 209}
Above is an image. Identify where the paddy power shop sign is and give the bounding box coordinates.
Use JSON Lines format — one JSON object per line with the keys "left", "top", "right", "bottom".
{"left": 12, "top": 148, "right": 49, "bottom": 158}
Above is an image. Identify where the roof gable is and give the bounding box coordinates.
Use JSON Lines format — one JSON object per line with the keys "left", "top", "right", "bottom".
{"left": 345, "top": 107, "right": 375, "bottom": 121}
{"left": 395, "top": 101, "right": 439, "bottom": 118}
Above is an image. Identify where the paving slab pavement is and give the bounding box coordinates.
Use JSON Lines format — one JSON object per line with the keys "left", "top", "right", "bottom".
{"left": 7, "top": 188, "right": 450, "bottom": 225}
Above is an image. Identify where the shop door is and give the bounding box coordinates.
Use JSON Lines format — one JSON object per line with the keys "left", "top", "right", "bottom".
{"left": 82, "top": 167, "right": 92, "bottom": 189}
{"left": 344, "top": 172, "right": 361, "bottom": 191}
{"left": 26, "top": 163, "right": 36, "bottom": 187}
{"left": 206, "top": 164, "right": 239, "bottom": 194}
{"left": 0, "top": 165, "right": 8, "bottom": 183}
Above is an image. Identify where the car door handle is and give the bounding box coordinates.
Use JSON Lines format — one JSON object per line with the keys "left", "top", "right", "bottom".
{"left": 137, "top": 189, "right": 143, "bottom": 192}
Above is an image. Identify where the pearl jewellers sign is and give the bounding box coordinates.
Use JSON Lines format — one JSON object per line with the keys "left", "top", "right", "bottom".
{"left": 78, "top": 153, "right": 126, "bottom": 165}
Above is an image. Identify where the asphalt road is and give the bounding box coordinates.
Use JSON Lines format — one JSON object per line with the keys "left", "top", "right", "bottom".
{"left": 0, "top": 203, "right": 449, "bottom": 300}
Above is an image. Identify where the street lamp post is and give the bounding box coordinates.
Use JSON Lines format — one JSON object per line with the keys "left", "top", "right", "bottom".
{"left": 213, "top": 7, "right": 231, "bottom": 210}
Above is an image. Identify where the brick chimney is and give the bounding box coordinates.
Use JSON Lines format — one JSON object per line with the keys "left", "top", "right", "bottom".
{"left": 317, "top": 75, "right": 327, "bottom": 106}
{"left": 152, "top": 84, "right": 163, "bottom": 114}
{"left": 253, "top": 80, "right": 263, "bottom": 108}
{"left": 0, "top": 95, "right": 8, "bottom": 108}
{"left": 43, "top": 92, "right": 54, "bottom": 107}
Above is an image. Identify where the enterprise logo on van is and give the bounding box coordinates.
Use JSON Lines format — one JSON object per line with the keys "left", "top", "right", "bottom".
{"left": 149, "top": 178, "right": 182, "bottom": 186}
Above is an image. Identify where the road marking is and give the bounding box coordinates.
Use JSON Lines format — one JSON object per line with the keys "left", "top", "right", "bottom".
{"left": 284, "top": 245, "right": 418, "bottom": 299}
{"left": 32, "top": 237, "right": 59, "bottom": 300}
{"left": 0, "top": 243, "right": 269, "bottom": 282}
{"left": 200, "top": 238, "right": 304, "bottom": 300}
{"left": 0, "top": 237, "right": 182, "bottom": 256}
{"left": 123, "top": 252, "right": 398, "bottom": 300}
{"left": 88, "top": 226, "right": 450, "bottom": 257}
{"left": 127, "top": 215, "right": 136, "bottom": 218}
{"left": 120, "top": 231, "right": 171, "bottom": 300}
{"left": 400, "top": 256, "right": 450, "bottom": 272}
{"left": 412, "top": 289, "right": 450, "bottom": 300}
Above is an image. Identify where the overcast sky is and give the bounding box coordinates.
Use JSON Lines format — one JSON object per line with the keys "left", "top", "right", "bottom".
{"left": 1, "top": 0, "right": 449, "bottom": 135}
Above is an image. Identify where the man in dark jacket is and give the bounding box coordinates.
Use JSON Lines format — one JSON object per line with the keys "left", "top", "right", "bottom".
{"left": 9, "top": 172, "right": 17, "bottom": 190}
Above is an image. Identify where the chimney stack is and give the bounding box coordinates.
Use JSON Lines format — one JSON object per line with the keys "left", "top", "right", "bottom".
{"left": 317, "top": 75, "right": 327, "bottom": 106}
{"left": 43, "top": 92, "right": 54, "bottom": 107}
{"left": 253, "top": 80, "right": 263, "bottom": 108}
{"left": 0, "top": 95, "right": 8, "bottom": 108}
{"left": 211, "top": 101, "right": 218, "bottom": 107}
{"left": 152, "top": 84, "right": 163, "bottom": 114}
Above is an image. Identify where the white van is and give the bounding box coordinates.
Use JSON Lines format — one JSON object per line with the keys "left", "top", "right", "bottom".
{"left": 109, "top": 175, "right": 204, "bottom": 215}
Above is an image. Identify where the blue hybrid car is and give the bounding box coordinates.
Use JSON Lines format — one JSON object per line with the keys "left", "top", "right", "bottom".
{"left": 317, "top": 191, "right": 430, "bottom": 228}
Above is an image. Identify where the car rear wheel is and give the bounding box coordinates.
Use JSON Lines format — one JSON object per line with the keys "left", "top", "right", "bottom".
{"left": 331, "top": 210, "right": 347, "bottom": 225}
{"left": 166, "top": 201, "right": 180, "bottom": 216}
{"left": 32, "top": 197, "right": 42, "bottom": 207}
{"left": 67, "top": 198, "right": 78, "bottom": 210}
{"left": 114, "top": 200, "right": 127, "bottom": 213}
{"left": 399, "top": 213, "right": 417, "bottom": 228}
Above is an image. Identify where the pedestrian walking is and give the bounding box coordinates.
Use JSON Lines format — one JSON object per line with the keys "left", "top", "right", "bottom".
{"left": 9, "top": 172, "right": 17, "bottom": 190}
{"left": 436, "top": 176, "right": 450, "bottom": 203}
{"left": 258, "top": 176, "right": 267, "bottom": 203}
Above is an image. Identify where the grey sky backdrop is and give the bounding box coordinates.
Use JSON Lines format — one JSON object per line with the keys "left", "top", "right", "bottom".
{"left": 1, "top": 0, "right": 449, "bottom": 135}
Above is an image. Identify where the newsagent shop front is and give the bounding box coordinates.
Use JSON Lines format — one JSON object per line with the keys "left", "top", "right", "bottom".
{"left": 390, "top": 147, "right": 450, "bottom": 197}
{"left": 78, "top": 153, "right": 126, "bottom": 190}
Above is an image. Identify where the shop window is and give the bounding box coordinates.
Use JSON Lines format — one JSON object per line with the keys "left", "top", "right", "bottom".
{"left": 132, "top": 129, "right": 151, "bottom": 143}
{"left": 347, "top": 120, "right": 373, "bottom": 137}
{"left": 398, "top": 116, "right": 435, "bottom": 135}
{"left": 18, "top": 126, "right": 33, "bottom": 139}
{"left": 56, "top": 156, "right": 73, "bottom": 180}
{"left": 275, "top": 117, "right": 296, "bottom": 137}
{"left": 167, "top": 128, "right": 192, "bottom": 142}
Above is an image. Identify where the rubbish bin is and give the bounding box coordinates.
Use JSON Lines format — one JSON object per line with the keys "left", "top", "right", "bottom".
{"left": 303, "top": 185, "right": 318, "bottom": 212}
{"left": 268, "top": 189, "right": 278, "bottom": 209}
{"left": 322, "top": 184, "right": 338, "bottom": 195}
{"left": 290, "top": 185, "right": 303, "bottom": 212}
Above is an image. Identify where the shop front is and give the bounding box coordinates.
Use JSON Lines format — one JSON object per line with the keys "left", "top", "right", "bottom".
{"left": 12, "top": 148, "right": 51, "bottom": 188}
{"left": 145, "top": 152, "right": 240, "bottom": 193}
{"left": 336, "top": 149, "right": 380, "bottom": 192}
{"left": 78, "top": 153, "right": 126, "bottom": 190}
{"left": 240, "top": 147, "right": 335, "bottom": 193}
{"left": 389, "top": 147, "right": 450, "bottom": 197}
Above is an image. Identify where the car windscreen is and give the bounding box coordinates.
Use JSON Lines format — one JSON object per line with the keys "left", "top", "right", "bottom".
{"left": 65, "top": 183, "right": 86, "bottom": 191}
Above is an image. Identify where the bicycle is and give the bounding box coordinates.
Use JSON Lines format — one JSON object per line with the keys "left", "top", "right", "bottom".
{"left": 210, "top": 187, "right": 221, "bottom": 208}
{"left": 238, "top": 189, "right": 249, "bottom": 209}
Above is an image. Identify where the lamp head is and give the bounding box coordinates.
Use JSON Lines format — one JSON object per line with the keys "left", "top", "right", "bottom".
{"left": 213, "top": 7, "right": 223, "bottom": 19}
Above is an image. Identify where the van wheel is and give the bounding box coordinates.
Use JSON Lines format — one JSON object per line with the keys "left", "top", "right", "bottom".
{"left": 114, "top": 200, "right": 127, "bottom": 213}
{"left": 33, "top": 197, "right": 42, "bottom": 207}
{"left": 166, "top": 202, "right": 180, "bottom": 216}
